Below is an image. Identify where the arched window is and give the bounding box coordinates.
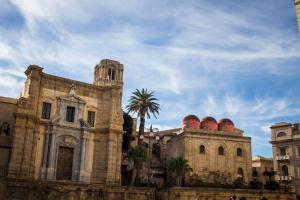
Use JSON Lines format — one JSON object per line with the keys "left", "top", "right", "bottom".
{"left": 152, "top": 143, "right": 161, "bottom": 158}
{"left": 0, "top": 122, "right": 10, "bottom": 136}
{"left": 218, "top": 146, "right": 224, "bottom": 155}
{"left": 199, "top": 145, "right": 205, "bottom": 154}
{"left": 237, "top": 148, "right": 242, "bottom": 157}
{"left": 238, "top": 168, "right": 244, "bottom": 179}
{"left": 277, "top": 132, "right": 287, "bottom": 137}
{"left": 252, "top": 168, "right": 258, "bottom": 177}
{"left": 282, "top": 165, "right": 289, "bottom": 176}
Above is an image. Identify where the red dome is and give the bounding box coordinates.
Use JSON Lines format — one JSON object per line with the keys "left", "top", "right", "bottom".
{"left": 218, "top": 118, "right": 235, "bottom": 132}
{"left": 182, "top": 115, "right": 200, "bottom": 129}
{"left": 201, "top": 116, "right": 218, "bottom": 131}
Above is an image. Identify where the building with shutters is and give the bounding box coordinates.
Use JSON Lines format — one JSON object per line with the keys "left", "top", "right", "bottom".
{"left": 270, "top": 122, "right": 300, "bottom": 197}
{"left": 0, "top": 59, "right": 124, "bottom": 185}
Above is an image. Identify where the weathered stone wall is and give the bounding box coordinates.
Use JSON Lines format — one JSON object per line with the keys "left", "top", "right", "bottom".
{"left": 0, "top": 97, "right": 17, "bottom": 177}
{"left": 167, "top": 187, "right": 296, "bottom": 200}
{"left": 166, "top": 130, "right": 252, "bottom": 185}
{"left": 0, "top": 180, "right": 295, "bottom": 200}
{"left": 7, "top": 61, "right": 124, "bottom": 186}
{"left": 0, "top": 180, "right": 155, "bottom": 200}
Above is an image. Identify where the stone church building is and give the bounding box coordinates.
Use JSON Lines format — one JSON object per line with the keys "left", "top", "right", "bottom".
{"left": 167, "top": 115, "right": 252, "bottom": 184}
{"left": 0, "top": 59, "right": 124, "bottom": 185}
{"left": 141, "top": 115, "right": 252, "bottom": 186}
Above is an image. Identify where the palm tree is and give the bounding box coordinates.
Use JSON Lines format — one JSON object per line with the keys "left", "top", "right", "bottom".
{"left": 126, "top": 88, "right": 160, "bottom": 139}
{"left": 126, "top": 146, "right": 147, "bottom": 186}
{"left": 168, "top": 156, "right": 192, "bottom": 186}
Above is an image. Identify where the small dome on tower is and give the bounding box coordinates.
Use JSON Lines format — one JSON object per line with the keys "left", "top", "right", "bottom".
{"left": 182, "top": 115, "right": 201, "bottom": 129}
{"left": 218, "top": 118, "right": 235, "bottom": 132}
{"left": 201, "top": 116, "right": 218, "bottom": 131}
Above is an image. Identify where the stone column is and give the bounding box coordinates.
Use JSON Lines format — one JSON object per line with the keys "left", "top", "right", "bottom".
{"left": 40, "top": 127, "right": 50, "bottom": 179}
{"left": 46, "top": 129, "right": 56, "bottom": 180}
{"left": 79, "top": 130, "right": 89, "bottom": 182}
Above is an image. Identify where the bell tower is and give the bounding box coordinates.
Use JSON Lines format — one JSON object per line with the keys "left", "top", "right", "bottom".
{"left": 93, "top": 59, "right": 124, "bottom": 86}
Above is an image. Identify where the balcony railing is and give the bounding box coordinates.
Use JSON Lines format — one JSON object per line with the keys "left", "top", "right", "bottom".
{"left": 276, "top": 155, "right": 291, "bottom": 161}
{"left": 277, "top": 176, "right": 292, "bottom": 181}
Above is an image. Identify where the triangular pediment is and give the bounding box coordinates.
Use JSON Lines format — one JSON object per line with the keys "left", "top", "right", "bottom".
{"left": 57, "top": 93, "right": 86, "bottom": 104}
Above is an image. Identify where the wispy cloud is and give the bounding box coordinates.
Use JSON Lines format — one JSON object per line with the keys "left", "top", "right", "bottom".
{"left": 0, "top": 0, "right": 300, "bottom": 156}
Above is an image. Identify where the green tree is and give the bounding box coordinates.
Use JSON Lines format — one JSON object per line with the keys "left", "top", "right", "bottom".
{"left": 122, "top": 112, "right": 134, "bottom": 152}
{"left": 126, "top": 146, "right": 147, "bottom": 186}
{"left": 168, "top": 156, "right": 193, "bottom": 186}
{"left": 126, "top": 88, "right": 160, "bottom": 139}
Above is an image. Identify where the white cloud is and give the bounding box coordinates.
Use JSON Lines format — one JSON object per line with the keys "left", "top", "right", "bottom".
{"left": 1, "top": 0, "right": 300, "bottom": 157}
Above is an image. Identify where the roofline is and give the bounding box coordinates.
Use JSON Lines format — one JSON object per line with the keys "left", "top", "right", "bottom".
{"left": 0, "top": 96, "right": 18, "bottom": 104}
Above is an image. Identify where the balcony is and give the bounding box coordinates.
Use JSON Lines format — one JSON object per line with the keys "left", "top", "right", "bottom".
{"left": 276, "top": 155, "right": 291, "bottom": 161}
{"left": 277, "top": 176, "right": 292, "bottom": 181}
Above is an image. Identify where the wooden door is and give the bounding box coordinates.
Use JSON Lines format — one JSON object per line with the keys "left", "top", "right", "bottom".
{"left": 56, "top": 146, "right": 73, "bottom": 180}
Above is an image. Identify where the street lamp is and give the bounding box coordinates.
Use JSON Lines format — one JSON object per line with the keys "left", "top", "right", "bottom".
{"left": 139, "top": 125, "right": 160, "bottom": 186}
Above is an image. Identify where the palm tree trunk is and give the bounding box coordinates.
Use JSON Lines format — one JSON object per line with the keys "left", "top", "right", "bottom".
{"left": 138, "top": 114, "right": 145, "bottom": 145}
{"left": 136, "top": 168, "right": 141, "bottom": 185}
{"left": 176, "top": 176, "right": 180, "bottom": 186}
{"left": 131, "top": 168, "right": 137, "bottom": 186}
{"left": 139, "top": 115, "right": 145, "bottom": 135}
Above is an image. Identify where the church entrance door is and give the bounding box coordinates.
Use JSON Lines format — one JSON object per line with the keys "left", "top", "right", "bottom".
{"left": 56, "top": 146, "right": 74, "bottom": 180}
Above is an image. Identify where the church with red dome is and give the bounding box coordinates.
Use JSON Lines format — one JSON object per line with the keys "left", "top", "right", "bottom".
{"left": 160, "top": 114, "right": 252, "bottom": 186}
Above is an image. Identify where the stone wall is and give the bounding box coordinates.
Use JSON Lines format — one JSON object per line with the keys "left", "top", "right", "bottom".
{"left": 0, "top": 180, "right": 296, "bottom": 200}
{"left": 0, "top": 97, "right": 17, "bottom": 177}
{"left": 166, "top": 187, "right": 296, "bottom": 200}
{"left": 0, "top": 180, "right": 155, "bottom": 200}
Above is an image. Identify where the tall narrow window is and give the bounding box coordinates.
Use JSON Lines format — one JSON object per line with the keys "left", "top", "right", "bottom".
{"left": 282, "top": 165, "right": 289, "bottom": 176}
{"left": 280, "top": 147, "right": 286, "bottom": 156}
{"left": 87, "top": 111, "right": 95, "bottom": 127}
{"left": 238, "top": 168, "right": 244, "bottom": 179}
{"left": 111, "top": 69, "right": 116, "bottom": 80}
{"left": 237, "top": 148, "right": 243, "bottom": 157}
{"left": 218, "top": 146, "right": 224, "bottom": 155}
{"left": 200, "top": 145, "right": 205, "bottom": 154}
{"left": 0, "top": 122, "right": 10, "bottom": 136}
{"left": 41, "top": 102, "right": 51, "bottom": 119}
{"left": 66, "top": 106, "right": 75, "bottom": 122}
{"left": 108, "top": 68, "right": 116, "bottom": 80}
{"left": 108, "top": 68, "right": 111, "bottom": 79}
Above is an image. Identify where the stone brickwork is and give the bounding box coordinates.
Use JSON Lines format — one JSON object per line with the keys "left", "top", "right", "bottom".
{"left": 0, "top": 180, "right": 155, "bottom": 200}
{"left": 166, "top": 187, "right": 296, "bottom": 200}
{"left": 4, "top": 59, "right": 124, "bottom": 186}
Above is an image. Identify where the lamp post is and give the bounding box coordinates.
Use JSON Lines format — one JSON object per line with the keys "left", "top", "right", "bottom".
{"left": 139, "top": 125, "right": 160, "bottom": 186}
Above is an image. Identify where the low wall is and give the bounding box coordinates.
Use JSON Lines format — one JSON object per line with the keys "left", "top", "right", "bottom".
{"left": 167, "top": 187, "right": 296, "bottom": 200}
{"left": 0, "top": 179, "right": 155, "bottom": 200}
{"left": 0, "top": 180, "right": 296, "bottom": 200}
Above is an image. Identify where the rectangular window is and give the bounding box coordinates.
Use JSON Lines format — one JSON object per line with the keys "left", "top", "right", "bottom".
{"left": 41, "top": 102, "right": 51, "bottom": 119}
{"left": 297, "top": 146, "right": 300, "bottom": 157}
{"left": 280, "top": 147, "right": 286, "bottom": 156}
{"left": 87, "top": 111, "right": 95, "bottom": 127}
{"left": 66, "top": 106, "right": 75, "bottom": 122}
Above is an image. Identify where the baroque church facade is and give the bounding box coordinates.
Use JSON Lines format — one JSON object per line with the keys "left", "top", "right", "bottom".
{"left": 0, "top": 59, "right": 124, "bottom": 185}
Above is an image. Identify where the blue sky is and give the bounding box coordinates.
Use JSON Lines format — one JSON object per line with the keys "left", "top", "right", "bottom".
{"left": 1, "top": 0, "right": 300, "bottom": 157}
